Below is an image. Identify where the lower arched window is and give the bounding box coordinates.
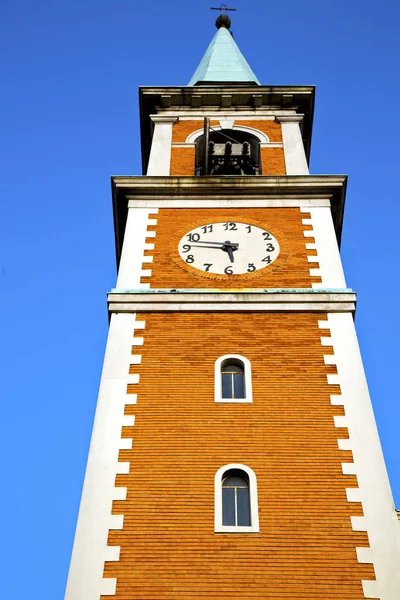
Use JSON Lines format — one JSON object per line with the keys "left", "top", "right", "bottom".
{"left": 214, "top": 464, "right": 260, "bottom": 533}
{"left": 222, "top": 470, "right": 250, "bottom": 526}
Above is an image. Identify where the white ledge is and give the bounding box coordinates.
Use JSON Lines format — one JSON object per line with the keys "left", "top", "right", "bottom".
{"left": 107, "top": 291, "right": 356, "bottom": 313}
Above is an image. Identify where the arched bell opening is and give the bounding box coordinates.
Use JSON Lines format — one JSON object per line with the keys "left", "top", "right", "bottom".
{"left": 195, "top": 129, "right": 261, "bottom": 176}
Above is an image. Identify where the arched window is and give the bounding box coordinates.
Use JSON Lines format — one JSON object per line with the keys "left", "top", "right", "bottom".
{"left": 222, "top": 470, "right": 250, "bottom": 526}
{"left": 195, "top": 129, "right": 261, "bottom": 176}
{"left": 215, "top": 464, "right": 260, "bottom": 533}
{"left": 221, "top": 361, "right": 245, "bottom": 399}
{"left": 215, "top": 355, "right": 252, "bottom": 403}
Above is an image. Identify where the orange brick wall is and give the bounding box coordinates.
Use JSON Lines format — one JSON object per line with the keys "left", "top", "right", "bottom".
{"left": 142, "top": 207, "right": 320, "bottom": 288}
{"left": 170, "top": 119, "right": 286, "bottom": 176}
{"left": 103, "top": 312, "right": 374, "bottom": 599}
{"left": 261, "top": 146, "right": 286, "bottom": 175}
{"left": 170, "top": 147, "right": 195, "bottom": 176}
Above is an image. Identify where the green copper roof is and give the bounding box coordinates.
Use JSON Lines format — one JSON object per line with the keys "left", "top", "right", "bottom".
{"left": 188, "top": 27, "right": 260, "bottom": 86}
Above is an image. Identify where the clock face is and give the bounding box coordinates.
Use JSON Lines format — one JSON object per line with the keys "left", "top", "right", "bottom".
{"left": 177, "top": 221, "right": 280, "bottom": 276}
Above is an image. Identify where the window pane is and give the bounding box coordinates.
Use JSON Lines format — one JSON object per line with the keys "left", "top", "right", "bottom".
{"left": 223, "top": 476, "right": 248, "bottom": 488}
{"left": 222, "top": 488, "right": 235, "bottom": 526}
{"left": 233, "top": 373, "right": 245, "bottom": 398}
{"left": 237, "top": 487, "right": 251, "bottom": 526}
{"left": 222, "top": 373, "right": 232, "bottom": 398}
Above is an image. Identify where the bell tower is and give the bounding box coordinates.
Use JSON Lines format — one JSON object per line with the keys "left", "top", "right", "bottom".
{"left": 65, "top": 12, "right": 400, "bottom": 600}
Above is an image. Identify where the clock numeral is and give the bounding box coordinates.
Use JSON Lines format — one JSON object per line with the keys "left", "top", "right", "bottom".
{"left": 246, "top": 225, "right": 252, "bottom": 233}
{"left": 262, "top": 231, "right": 272, "bottom": 240}
{"left": 201, "top": 225, "right": 213, "bottom": 234}
{"left": 265, "top": 243, "right": 275, "bottom": 252}
{"left": 182, "top": 244, "right": 191, "bottom": 253}
{"left": 224, "top": 266, "right": 233, "bottom": 275}
{"left": 247, "top": 263, "right": 256, "bottom": 272}
{"left": 186, "top": 255, "right": 195, "bottom": 264}
{"left": 186, "top": 233, "right": 200, "bottom": 242}
{"left": 203, "top": 263, "right": 213, "bottom": 272}
{"left": 262, "top": 255, "right": 272, "bottom": 264}
{"left": 223, "top": 222, "right": 238, "bottom": 231}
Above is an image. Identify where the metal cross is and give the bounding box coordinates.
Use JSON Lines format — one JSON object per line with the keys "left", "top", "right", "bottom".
{"left": 210, "top": 4, "right": 237, "bottom": 13}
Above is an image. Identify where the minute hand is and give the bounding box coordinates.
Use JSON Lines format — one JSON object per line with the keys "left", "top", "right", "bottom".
{"left": 189, "top": 241, "right": 239, "bottom": 248}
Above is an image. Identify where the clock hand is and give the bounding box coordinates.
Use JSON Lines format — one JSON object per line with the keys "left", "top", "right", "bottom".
{"left": 221, "top": 240, "right": 237, "bottom": 263}
{"left": 225, "top": 245, "right": 235, "bottom": 262}
{"left": 189, "top": 242, "right": 239, "bottom": 249}
{"left": 189, "top": 241, "right": 239, "bottom": 248}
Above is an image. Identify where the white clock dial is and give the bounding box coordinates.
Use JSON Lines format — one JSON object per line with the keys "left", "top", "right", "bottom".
{"left": 178, "top": 221, "right": 280, "bottom": 276}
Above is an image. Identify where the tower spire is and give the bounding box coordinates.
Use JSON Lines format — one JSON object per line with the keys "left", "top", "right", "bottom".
{"left": 188, "top": 8, "right": 260, "bottom": 86}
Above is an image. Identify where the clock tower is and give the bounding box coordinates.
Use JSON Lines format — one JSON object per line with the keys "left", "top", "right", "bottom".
{"left": 65, "top": 13, "right": 400, "bottom": 600}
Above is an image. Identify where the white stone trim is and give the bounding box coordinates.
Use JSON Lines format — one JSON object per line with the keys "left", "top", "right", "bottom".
{"left": 319, "top": 315, "right": 400, "bottom": 599}
{"left": 127, "top": 198, "right": 332, "bottom": 209}
{"left": 214, "top": 354, "right": 252, "bottom": 403}
{"left": 185, "top": 124, "right": 270, "bottom": 144}
{"left": 108, "top": 291, "right": 356, "bottom": 314}
{"left": 214, "top": 464, "right": 260, "bottom": 533}
{"left": 146, "top": 115, "right": 178, "bottom": 176}
{"left": 65, "top": 313, "right": 143, "bottom": 600}
{"left": 301, "top": 207, "right": 346, "bottom": 289}
{"left": 172, "top": 142, "right": 196, "bottom": 148}
{"left": 276, "top": 115, "right": 309, "bottom": 175}
{"left": 116, "top": 208, "right": 158, "bottom": 290}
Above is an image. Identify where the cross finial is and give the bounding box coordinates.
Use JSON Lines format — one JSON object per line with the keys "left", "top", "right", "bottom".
{"left": 210, "top": 4, "right": 237, "bottom": 13}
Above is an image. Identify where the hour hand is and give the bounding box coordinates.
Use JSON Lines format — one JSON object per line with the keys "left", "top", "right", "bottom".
{"left": 225, "top": 245, "right": 235, "bottom": 263}
{"left": 221, "top": 240, "right": 237, "bottom": 263}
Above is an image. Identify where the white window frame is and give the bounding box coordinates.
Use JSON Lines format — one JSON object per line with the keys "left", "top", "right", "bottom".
{"left": 214, "top": 354, "right": 252, "bottom": 403}
{"left": 214, "top": 463, "right": 260, "bottom": 533}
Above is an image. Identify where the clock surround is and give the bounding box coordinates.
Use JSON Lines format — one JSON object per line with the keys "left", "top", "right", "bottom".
{"left": 171, "top": 217, "right": 289, "bottom": 281}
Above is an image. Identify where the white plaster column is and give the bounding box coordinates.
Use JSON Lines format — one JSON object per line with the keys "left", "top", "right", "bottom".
{"left": 65, "top": 313, "right": 144, "bottom": 600}
{"left": 116, "top": 207, "right": 158, "bottom": 290}
{"left": 321, "top": 313, "right": 400, "bottom": 599}
{"left": 276, "top": 115, "right": 309, "bottom": 175}
{"left": 146, "top": 115, "right": 178, "bottom": 176}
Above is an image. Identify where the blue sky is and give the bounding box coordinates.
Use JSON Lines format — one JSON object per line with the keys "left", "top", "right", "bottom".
{"left": 1, "top": 0, "right": 400, "bottom": 598}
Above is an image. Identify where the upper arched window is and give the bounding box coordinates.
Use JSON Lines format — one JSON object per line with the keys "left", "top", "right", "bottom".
{"left": 221, "top": 361, "right": 245, "bottom": 399}
{"left": 215, "top": 355, "right": 252, "bottom": 403}
{"left": 195, "top": 129, "right": 261, "bottom": 176}
{"left": 215, "top": 464, "right": 260, "bottom": 533}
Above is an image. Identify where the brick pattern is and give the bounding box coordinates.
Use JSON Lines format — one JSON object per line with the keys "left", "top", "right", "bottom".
{"left": 172, "top": 120, "right": 220, "bottom": 143}
{"left": 141, "top": 207, "right": 321, "bottom": 288}
{"left": 170, "top": 119, "right": 286, "bottom": 176}
{"left": 170, "top": 146, "right": 195, "bottom": 176}
{"left": 102, "top": 312, "right": 375, "bottom": 600}
{"left": 261, "top": 146, "right": 286, "bottom": 175}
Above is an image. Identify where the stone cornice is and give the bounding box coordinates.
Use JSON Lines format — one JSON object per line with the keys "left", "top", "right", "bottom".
{"left": 150, "top": 115, "right": 179, "bottom": 124}
{"left": 107, "top": 289, "right": 356, "bottom": 314}
{"left": 112, "top": 175, "right": 347, "bottom": 196}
